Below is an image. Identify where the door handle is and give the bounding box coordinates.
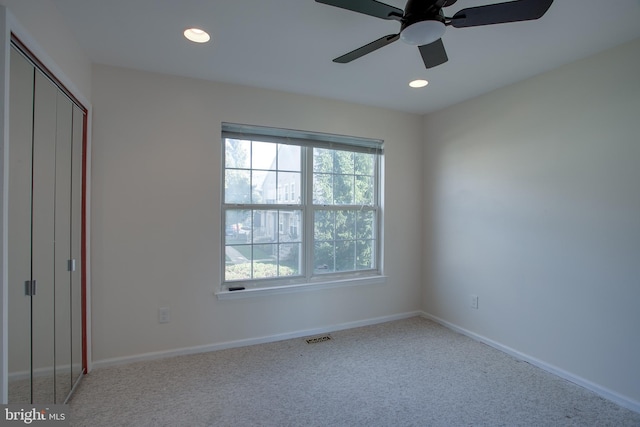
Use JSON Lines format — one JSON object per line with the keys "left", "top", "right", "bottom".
{"left": 24, "top": 280, "right": 37, "bottom": 296}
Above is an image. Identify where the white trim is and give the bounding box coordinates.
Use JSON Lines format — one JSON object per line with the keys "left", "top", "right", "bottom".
{"left": 83, "top": 106, "right": 93, "bottom": 373}
{"left": 9, "top": 363, "right": 82, "bottom": 381}
{"left": 0, "top": 5, "right": 10, "bottom": 405}
{"left": 420, "top": 311, "right": 640, "bottom": 414}
{"left": 216, "top": 274, "right": 387, "bottom": 299}
{"left": 92, "top": 310, "right": 419, "bottom": 370}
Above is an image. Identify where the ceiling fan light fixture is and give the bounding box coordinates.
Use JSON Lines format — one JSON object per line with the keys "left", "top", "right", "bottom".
{"left": 409, "top": 79, "right": 429, "bottom": 88}
{"left": 184, "top": 28, "right": 211, "bottom": 43}
{"left": 400, "top": 20, "right": 446, "bottom": 46}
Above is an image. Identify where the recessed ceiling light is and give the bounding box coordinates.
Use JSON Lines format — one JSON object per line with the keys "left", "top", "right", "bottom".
{"left": 409, "top": 79, "right": 429, "bottom": 88}
{"left": 184, "top": 28, "right": 211, "bottom": 43}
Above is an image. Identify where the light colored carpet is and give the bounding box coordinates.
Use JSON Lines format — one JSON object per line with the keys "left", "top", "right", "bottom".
{"left": 68, "top": 317, "right": 640, "bottom": 426}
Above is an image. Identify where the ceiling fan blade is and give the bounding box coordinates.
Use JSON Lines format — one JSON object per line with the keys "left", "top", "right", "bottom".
{"left": 418, "top": 38, "right": 448, "bottom": 69}
{"left": 315, "top": 0, "right": 403, "bottom": 21}
{"left": 450, "top": 0, "right": 553, "bottom": 28}
{"left": 333, "top": 34, "right": 400, "bottom": 63}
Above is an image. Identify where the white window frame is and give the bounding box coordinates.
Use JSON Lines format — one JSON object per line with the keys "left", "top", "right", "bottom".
{"left": 218, "top": 123, "right": 385, "bottom": 298}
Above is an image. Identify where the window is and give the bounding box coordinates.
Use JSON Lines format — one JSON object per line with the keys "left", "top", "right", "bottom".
{"left": 222, "top": 123, "right": 383, "bottom": 291}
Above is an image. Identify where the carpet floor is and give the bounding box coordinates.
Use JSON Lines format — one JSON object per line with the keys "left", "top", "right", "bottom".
{"left": 68, "top": 317, "right": 640, "bottom": 426}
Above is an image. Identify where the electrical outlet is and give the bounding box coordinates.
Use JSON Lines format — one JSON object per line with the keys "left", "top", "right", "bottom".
{"left": 158, "top": 307, "right": 170, "bottom": 323}
{"left": 470, "top": 295, "right": 479, "bottom": 309}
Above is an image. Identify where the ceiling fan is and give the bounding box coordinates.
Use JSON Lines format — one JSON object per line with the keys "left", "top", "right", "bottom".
{"left": 316, "top": 0, "right": 554, "bottom": 69}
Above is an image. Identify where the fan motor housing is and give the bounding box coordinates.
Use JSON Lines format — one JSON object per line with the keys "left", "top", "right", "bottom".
{"left": 400, "top": 1, "right": 446, "bottom": 46}
{"left": 401, "top": 0, "right": 445, "bottom": 26}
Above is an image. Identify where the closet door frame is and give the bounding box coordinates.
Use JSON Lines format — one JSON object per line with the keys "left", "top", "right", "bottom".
{"left": 0, "top": 20, "right": 90, "bottom": 404}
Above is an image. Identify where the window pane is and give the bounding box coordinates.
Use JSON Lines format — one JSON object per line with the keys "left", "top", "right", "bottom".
{"left": 355, "top": 175, "right": 373, "bottom": 205}
{"left": 225, "top": 209, "right": 252, "bottom": 244}
{"left": 335, "top": 210, "right": 355, "bottom": 241}
{"left": 333, "top": 174, "right": 354, "bottom": 205}
{"left": 253, "top": 244, "right": 277, "bottom": 279}
{"left": 225, "top": 245, "right": 251, "bottom": 281}
{"left": 313, "top": 173, "right": 333, "bottom": 204}
{"left": 313, "top": 148, "right": 375, "bottom": 207}
{"left": 278, "top": 243, "right": 301, "bottom": 276}
{"left": 313, "top": 148, "right": 333, "bottom": 173}
{"left": 334, "top": 151, "right": 354, "bottom": 175}
{"left": 225, "top": 170, "right": 251, "bottom": 203}
{"left": 260, "top": 170, "right": 277, "bottom": 204}
{"left": 314, "top": 209, "right": 367, "bottom": 274}
{"left": 225, "top": 139, "right": 250, "bottom": 169}
{"left": 280, "top": 210, "right": 302, "bottom": 241}
{"left": 314, "top": 241, "right": 334, "bottom": 273}
{"left": 354, "top": 152, "right": 374, "bottom": 176}
{"left": 356, "top": 240, "right": 374, "bottom": 270}
{"left": 314, "top": 210, "right": 335, "bottom": 241}
{"left": 279, "top": 172, "right": 301, "bottom": 205}
{"left": 356, "top": 211, "right": 375, "bottom": 240}
{"left": 252, "top": 141, "right": 277, "bottom": 170}
{"left": 252, "top": 210, "right": 275, "bottom": 243}
{"left": 335, "top": 241, "right": 356, "bottom": 271}
{"left": 248, "top": 171, "right": 264, "bottom": 204}
{"left": 278, "top": 144, "right": 301, "bottom": 172}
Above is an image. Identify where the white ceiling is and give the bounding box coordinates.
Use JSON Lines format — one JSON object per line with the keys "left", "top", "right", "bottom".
{"left": 50, "top": 0, "right": 640, "bottom": 114}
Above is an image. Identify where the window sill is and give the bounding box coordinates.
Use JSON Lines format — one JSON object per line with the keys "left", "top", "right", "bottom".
{"left": 215, "top": 275, "right": 387, "bottom": 300}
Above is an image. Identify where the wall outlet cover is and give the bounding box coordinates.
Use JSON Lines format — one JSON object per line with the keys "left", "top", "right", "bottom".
{"left": 158, "top": 307, "right": 171, "bottom": 323}
{"left": 471, "top": 295, "right": 479, "bottom": 309}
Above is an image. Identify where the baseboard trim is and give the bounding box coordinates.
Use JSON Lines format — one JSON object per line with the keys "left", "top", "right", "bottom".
{"left": 92, "top": 311, "right": 423, "bottom": 370}
{"left": 9, "top": 363, "right": 81, "bottom": 381}
{"left": 420, "top": 311, "right": 640, "bottom": 414}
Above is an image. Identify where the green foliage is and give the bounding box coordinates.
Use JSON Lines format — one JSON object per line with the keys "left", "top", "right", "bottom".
{"left": 225, "top": 262, "right": 296, "bottom": 281}
{"left": 312, "top": 148, "right": 374, "bottom": 206}
{"left": 311, "top": 148, "right": 377, "bottom": 272}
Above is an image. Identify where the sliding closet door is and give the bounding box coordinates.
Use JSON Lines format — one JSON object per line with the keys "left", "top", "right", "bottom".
{"left": 8, "top": 42, "right": 86, "bottom": 404}
{"left": 31, "top": 69, "right": 58, "bottom": 404}
{"left": 7, "top": 45, "right": 35, "bottom": 404}
{"left": 54, "top": 92, "right": 74, "bottom": 401}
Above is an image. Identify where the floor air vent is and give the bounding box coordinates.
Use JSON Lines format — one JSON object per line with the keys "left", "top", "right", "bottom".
{"left": 305, "top": 334, "right": 332, "bottom": 344}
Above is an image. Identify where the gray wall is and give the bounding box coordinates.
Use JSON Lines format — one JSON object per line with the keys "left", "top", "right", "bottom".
{"left": 423, "top": 38, "right": 640, "bottom": 407}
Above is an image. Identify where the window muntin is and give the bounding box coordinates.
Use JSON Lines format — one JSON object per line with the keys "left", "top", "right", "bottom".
{"left": 222, "top": 124, "right": 382, "bottom": 290}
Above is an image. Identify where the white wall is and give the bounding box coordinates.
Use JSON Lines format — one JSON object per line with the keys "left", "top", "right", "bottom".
{"left": 0, "top": 0, "right": 92, "bottom": 100}
{"left": 90, "top": 64, "right": 424, "bottom": 364}
{"left": 423, "top": 38, "right": 640, "bottom": 409}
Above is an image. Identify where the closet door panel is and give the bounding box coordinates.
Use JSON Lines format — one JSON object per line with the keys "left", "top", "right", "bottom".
{"left": 31, "top": 70, "right": 57, "bottom": 403}
{"left": 70, "top": 105, "right": 84, "bottom": 385}
{"left": 54, "top": 92, "right": 73, "bottom": 402}
{"left": 8, "top": 48, "right": 35, "bottom": 403}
